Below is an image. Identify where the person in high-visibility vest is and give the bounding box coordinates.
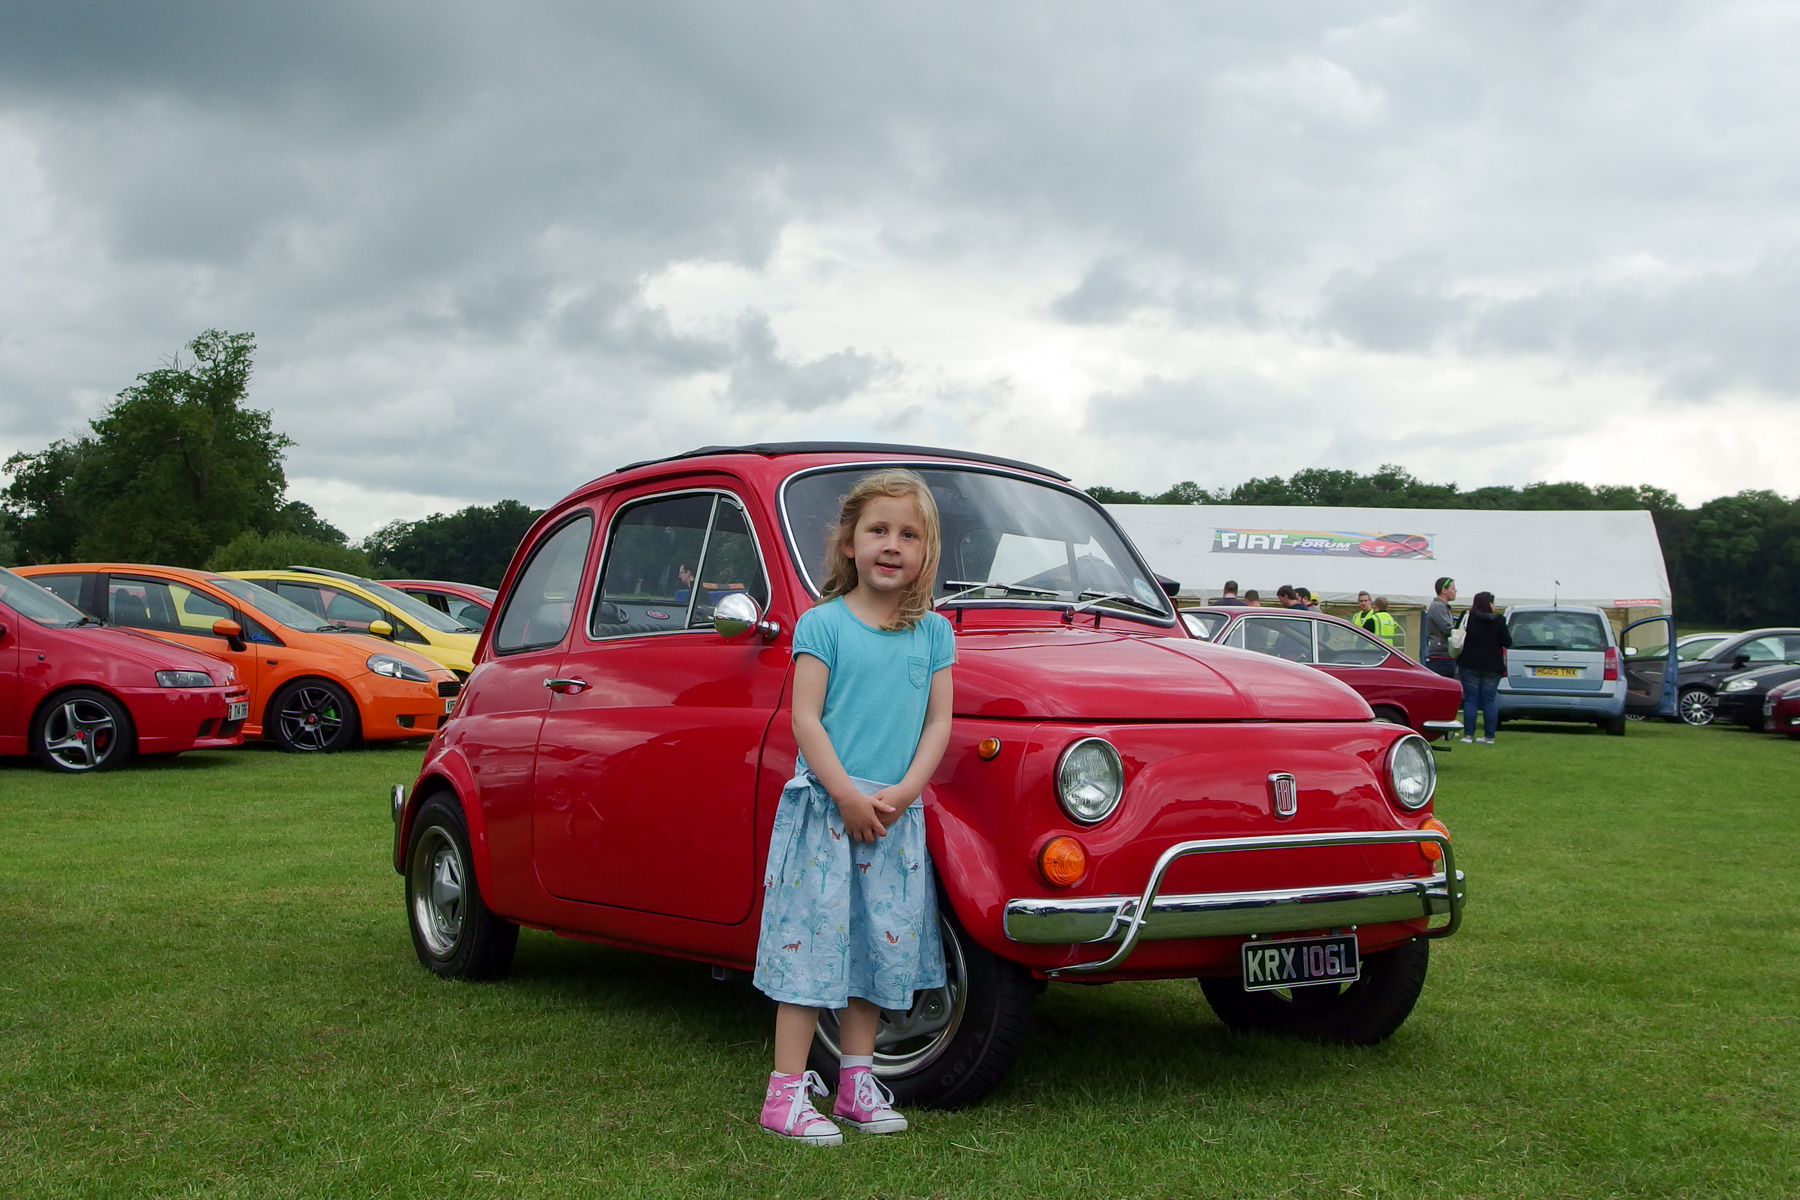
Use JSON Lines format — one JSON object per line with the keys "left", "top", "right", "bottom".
{"left": 1353, "top": 592, "right": 1403, "bottom": 647}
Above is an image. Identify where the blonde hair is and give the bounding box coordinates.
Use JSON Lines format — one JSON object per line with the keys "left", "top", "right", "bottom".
{"left": 819, "top": 469, "right": 941, "bottom": 630}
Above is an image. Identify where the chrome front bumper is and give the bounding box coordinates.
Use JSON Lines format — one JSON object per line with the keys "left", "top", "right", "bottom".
{"left": 1004, "top": 829, "right": 1465, "bottom": 978}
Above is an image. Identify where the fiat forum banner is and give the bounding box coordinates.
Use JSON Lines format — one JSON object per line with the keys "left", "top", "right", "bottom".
{"left": 1213, "top": 528, "right": 1436, "bottom": 559}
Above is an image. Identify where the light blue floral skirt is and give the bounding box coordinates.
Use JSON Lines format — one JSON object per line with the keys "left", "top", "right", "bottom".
{"left": 753, "top": 774, "right": 946, "bottom": 1011}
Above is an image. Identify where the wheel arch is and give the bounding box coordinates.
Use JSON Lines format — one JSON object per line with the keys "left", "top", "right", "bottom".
{"left": 396, "top": 758, "right": 495, "bottom": 900}
{"left": 923, "top": 792, "right": 1012, "bottom": 959}
{"left": 29, "top": 683, "right": 139, "bottom": 752}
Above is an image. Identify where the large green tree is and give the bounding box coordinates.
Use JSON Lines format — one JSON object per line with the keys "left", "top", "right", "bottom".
{"left": 1, "top": 330, "right": 346, "bottom": 568}
{"left": 362, "top": 500, "right": 544, "bottom": 587}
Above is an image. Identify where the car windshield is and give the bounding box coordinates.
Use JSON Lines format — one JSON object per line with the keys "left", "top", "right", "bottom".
{"left": 1508, "top": 611, "right": 1610, "bottom": 651}
{"left": 1682, "top": 635, "right": 1732, "bottom": 661}
{"left": 782, "top": 466, "right": 1173, "bottom": 622}
{"left": 0, "top": 566, "right": 93, "bottom": 628}
{"left": 353, "top": 578, "right": 480, "bottom": 633}
{"left": 208, "top": 577, "right": 340, "bottom": 632}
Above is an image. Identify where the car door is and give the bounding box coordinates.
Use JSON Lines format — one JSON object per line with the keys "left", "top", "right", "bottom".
{"left": 1313, "top": 618, "right": 1402, "bottom": 700}
{"left": 1621, "top": 614, "right": 1678, "bottom": 718}
{"left": 531, "top": 487, "right": 784, "bottom": 924}
{"left": 453, "top": 510, "right": 598, "bottom": 900}
{"left": 101, "top": 573, "right": 243, "bottom": 668}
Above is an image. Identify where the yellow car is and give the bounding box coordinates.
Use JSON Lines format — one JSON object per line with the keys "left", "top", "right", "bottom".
{"left": 229, "top": 567, "right": 480, "bottom": 679}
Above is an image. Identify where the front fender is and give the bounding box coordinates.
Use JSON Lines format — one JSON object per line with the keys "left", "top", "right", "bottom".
{"left": 396, "top": 749, "right": 491, "bottom": 899}
{"left": 925, "top": 796, "right": 1011, "bottom": 957}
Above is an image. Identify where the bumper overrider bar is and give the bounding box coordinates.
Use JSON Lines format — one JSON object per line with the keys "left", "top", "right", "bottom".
{"left": 1005, "top": 829, "right": 1464, "bottom": 978}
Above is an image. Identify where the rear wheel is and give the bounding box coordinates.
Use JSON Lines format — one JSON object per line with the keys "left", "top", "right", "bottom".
{"left": 809, "top": 904, "right": 1034, "bottom": 1109}
{"left": 1200, "top": 936, "right": 1429, "bottom": 1045}
{"left": 405, "top": 793, "right": 518, "bottom": 979}
{"left": 1679, "top": 687, "right": 1716, "bottom": 727}
{"left": 1601, "top": 716, "right": 1627, "bottom": 736}
{"left": 269, "top": 679, "right": 360, "bottom": 752}
{"left": 32, "top": 687, "right": 136, "bottom": 773}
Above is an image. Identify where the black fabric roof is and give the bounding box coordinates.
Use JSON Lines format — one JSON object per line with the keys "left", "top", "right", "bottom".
{"left": 613, "top": 442, "right": 1070, "bottom": 482}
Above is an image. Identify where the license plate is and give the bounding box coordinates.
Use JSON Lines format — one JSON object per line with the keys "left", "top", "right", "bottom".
{"left": 1532, "top": 666, "right": 1579, "bottom": 677}
{"left": 443, "top": 698, "right": 456, "bottom": 714}
{"left": 227, "top": 701, "right": 249, "bottom": 721}
{"left": 1241, "top": 934, "right": 1359, "bottom": 992}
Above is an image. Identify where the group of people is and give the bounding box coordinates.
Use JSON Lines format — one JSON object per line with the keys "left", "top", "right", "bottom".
{"left": 1210, "top": 579, "right": 1405, "bottom": 648}
{"left": 1424, "top": 576, "right": 1511, "bottom": 744}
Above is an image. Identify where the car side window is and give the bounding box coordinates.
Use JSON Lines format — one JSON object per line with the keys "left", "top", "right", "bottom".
{"left": 1237, "top": 616, "right": 1315, "bottom": 664}
{"left": 1740, "top": 635, "right": 1784, "bottom": 663}
{"left": 590, "top": 493, "right": 769, "bottom": 639}
{"left": 108, "top": 578, "right": 231, "bottom": 639}
{"left": 1317, "top": 621, "right": 1389, "bottom": 666}
{"left": 1182, "top": 610, "right": 1228, "bottom": 641}
{"left": 493, "top": 513, "right": 594, "bottom": 654}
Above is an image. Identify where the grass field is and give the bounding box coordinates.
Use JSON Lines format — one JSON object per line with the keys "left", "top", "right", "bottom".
{"left": 3, "top": 721, "right": 1797, "bottom": 1199}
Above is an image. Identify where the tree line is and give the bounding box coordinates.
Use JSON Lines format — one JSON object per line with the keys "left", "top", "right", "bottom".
{"left": 1090, "top": 467, "right": 1800, "bottom": 628}
{"left": 1, "top": 330, "right": 540, "bottom": 588}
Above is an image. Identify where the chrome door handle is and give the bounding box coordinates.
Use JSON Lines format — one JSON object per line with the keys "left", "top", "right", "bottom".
{"left": 543, "top": 677, "right": 590, "bottom": 694}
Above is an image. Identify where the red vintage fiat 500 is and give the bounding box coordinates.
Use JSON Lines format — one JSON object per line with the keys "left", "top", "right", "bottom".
{"left": 394, "top": 444, "right": 1465, "bottom": 1107}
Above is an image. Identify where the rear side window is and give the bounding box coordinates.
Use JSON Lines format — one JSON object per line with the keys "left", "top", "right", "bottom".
{"left": 1508, "top": 611, "right": 1609, "bottom": 652}
{"left": 1234, "top": 616, "right": 1315, "bottom": 663}
{"left": 493, "top": 514, "right": 594, "bottom": 654}
{"left": 590, "top": 492, "right": 769, "bottom": 639}
{"left": 1317, "top": 621, "right": 1389, "bottom": 666}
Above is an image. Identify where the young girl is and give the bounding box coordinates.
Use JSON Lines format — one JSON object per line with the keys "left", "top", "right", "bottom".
{"left": 752, "top": 470, "right": 956, "bottom": 1145}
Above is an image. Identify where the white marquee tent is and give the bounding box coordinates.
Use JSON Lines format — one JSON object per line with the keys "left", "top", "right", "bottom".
{"left": 1106, "top": 504, "right": 1672, "bottom": 613}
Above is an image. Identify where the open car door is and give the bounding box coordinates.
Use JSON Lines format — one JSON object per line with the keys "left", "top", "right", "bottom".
{"left": 1622, "top": 614, "right": 1679, "bottom": 719}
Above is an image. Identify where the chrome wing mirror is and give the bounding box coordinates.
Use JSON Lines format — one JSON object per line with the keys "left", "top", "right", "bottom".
{"left": 713, "top": 591, "right": 781, "bottom": 641}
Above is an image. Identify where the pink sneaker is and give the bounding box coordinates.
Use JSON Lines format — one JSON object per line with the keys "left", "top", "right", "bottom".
{"left": 760, "top": 1070, "right": 843, "bottom": 1146}
{"left": 832, "top": 1066, "right": 908, "bottom": 1134}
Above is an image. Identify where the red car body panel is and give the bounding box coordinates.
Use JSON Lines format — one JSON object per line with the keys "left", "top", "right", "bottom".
{"left": 0, "top": 598, "right": 248, "bottom": 761}
{"left": 1768, "top": 682, "right": 1800, "bottom": 737}
{"left": 403, "top": 448, "right": 1454, "bottom": 985}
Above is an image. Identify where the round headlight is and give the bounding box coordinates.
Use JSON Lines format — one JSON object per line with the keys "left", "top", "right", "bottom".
{"left": 1386, "top": 733, "right": 1436, "bottom": 811}
{"left": 1056, "top": 738, "right": 1124, "bottom": 824}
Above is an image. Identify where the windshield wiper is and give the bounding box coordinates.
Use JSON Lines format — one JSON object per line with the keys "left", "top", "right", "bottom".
{"left": 72, "top": 615, "right": 107, "bottom": 627}
{"left": 937, "top": 580, "right": 1064, "bottom": 605}
{"left": 1073, "top": 589, "right": 1166, "bottom": 617}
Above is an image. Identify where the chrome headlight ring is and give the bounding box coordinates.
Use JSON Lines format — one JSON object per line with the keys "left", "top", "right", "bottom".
{"left": 1056, "top": 737, "right": 1125, "bottom": 824}
{"left": 1386, "top": 732, "right": 1437, "bottom": 811}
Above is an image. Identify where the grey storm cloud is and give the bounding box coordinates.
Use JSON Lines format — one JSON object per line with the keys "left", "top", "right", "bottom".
{"left": 2, "top": 0, "right": 1798, "bottom": 524}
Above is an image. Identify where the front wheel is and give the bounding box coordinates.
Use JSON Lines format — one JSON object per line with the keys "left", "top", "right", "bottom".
{"left": 405, "top": 793, "right": 518, "bottom": 979}
{"left": 1200, "top": 936, "right": 1429, "bottom": 1045}
{"left": 1679, "top": 687, "right": 1716, "bottom": 727}
{"left": 269, "top": 678, "right": 361, "bottom": 752}
{"left": 32, "top": 687, "right": 136, "bottom": 773}
{"left": 810, "top": 904, "right": 1035, "bottom": 1109}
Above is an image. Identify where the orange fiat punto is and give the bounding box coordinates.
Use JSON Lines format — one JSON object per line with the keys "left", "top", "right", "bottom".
{"left": 18, "top": 564, "right": 460, "bottom": 753}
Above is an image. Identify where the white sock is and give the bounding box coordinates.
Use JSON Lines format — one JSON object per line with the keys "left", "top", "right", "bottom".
{"left": 840, "top": 1055, "right": 873, "bottom": 1071}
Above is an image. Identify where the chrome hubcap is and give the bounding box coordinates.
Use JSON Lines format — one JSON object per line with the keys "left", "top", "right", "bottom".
{"left": 815, "top": 913, "right": 969, "bottom": 1077}
{"left": 1680, "top": 691, "right": 1715, "bottom": 726}
{"left": 409, "top": 826, "right": 465, "bottom": 959}
{"left": 279, "top": 687, "right": 344, "bottom": 750}
{"left": 43, "top": 698, "right": 118, "bottom": 770}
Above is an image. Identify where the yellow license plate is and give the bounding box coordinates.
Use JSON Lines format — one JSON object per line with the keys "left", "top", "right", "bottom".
{"left": 1533, "top": 666, "right": 1579, "bottom": 677}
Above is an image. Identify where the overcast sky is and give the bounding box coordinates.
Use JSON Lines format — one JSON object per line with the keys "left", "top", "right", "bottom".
{"left": 3, "top": 1, "right": 1798, "bottom": 536}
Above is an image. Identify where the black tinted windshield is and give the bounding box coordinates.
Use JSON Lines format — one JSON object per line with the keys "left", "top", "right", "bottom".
{"left": 0, "top": 566, "right": 91, "bottom": 627}
{"left": 782, "top": 466, "right": 1172, "bottom": 622}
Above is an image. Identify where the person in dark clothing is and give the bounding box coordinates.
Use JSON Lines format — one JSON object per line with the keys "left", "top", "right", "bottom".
{"left": 1424, "top": 577, "right": 1458, "bottom": 678}
{"left": 1456, "top": 590, "right": 1511, "bottom": 743}
{"left": 1212, "top": 580, "right": 1250, "bottom": 606}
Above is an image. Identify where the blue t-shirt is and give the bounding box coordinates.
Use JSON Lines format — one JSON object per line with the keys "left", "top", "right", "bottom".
{"left": 792, "top": 598, "right": 957, "bottom": 786}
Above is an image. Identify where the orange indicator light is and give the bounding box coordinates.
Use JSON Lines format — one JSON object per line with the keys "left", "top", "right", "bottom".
{"left": 977, "top": 737, "right": 1002, "bottom": 760}
{"left": 1038, "top": 836, "right": 1087, "bottom": 887}
{"left": 1418, "top": 817, "right": 1449, "bottom": 863}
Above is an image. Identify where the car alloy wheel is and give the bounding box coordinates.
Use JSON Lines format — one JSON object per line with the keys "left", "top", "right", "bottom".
{"left": 1679, "top": 688, "right": 1717, "bottom": 727}
{"left": 35, "top": 689, "right": 133, "bottom": 772}
{"left": 409, "top": 823, "right": 467, "bottom": 959}
{"left": 404, "top": 793, "right": 518, "bottom": 979}
{"left": 269, "top": 679, "right": 360, "bottom": 753}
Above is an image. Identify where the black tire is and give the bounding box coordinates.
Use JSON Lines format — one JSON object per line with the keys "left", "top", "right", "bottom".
{"left": 32, "top": 687, "right": 136, "bottom": 773}
{"left": 405, "top": 793, "right": 518, "bottom": 980}
{"left": 809, "top": 902, "right": 1035, "bottom": 1109}
{"left": 1679, "top": 687, "right": 1716, "bottom": 727}
{"left": 1199, "top": 936, "right": 1429, "bottom": 1045}
{"left": 1601, "top": 716, "right": 1627, "bottom": 737}
{"left": 268, "top": 678, "right": 361, "bottom": 753}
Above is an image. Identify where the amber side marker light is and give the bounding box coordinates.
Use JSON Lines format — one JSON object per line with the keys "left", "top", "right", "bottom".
{"left": 1038, "top": 836, "right": 1088, "bottom": 887}
{"left": 1419, "top": 817, "right": 1450, "bottom": 863}
{"left": 977, "top": 737, "right": 1002, "bottom": 760}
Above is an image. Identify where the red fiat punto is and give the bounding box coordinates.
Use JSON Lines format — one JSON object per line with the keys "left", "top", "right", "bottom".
{"left": 1, "top": 565, "right": 250, "bottom": 772}
{"left": 392, "top": 444, "right": 1466, "bottom": 1107}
